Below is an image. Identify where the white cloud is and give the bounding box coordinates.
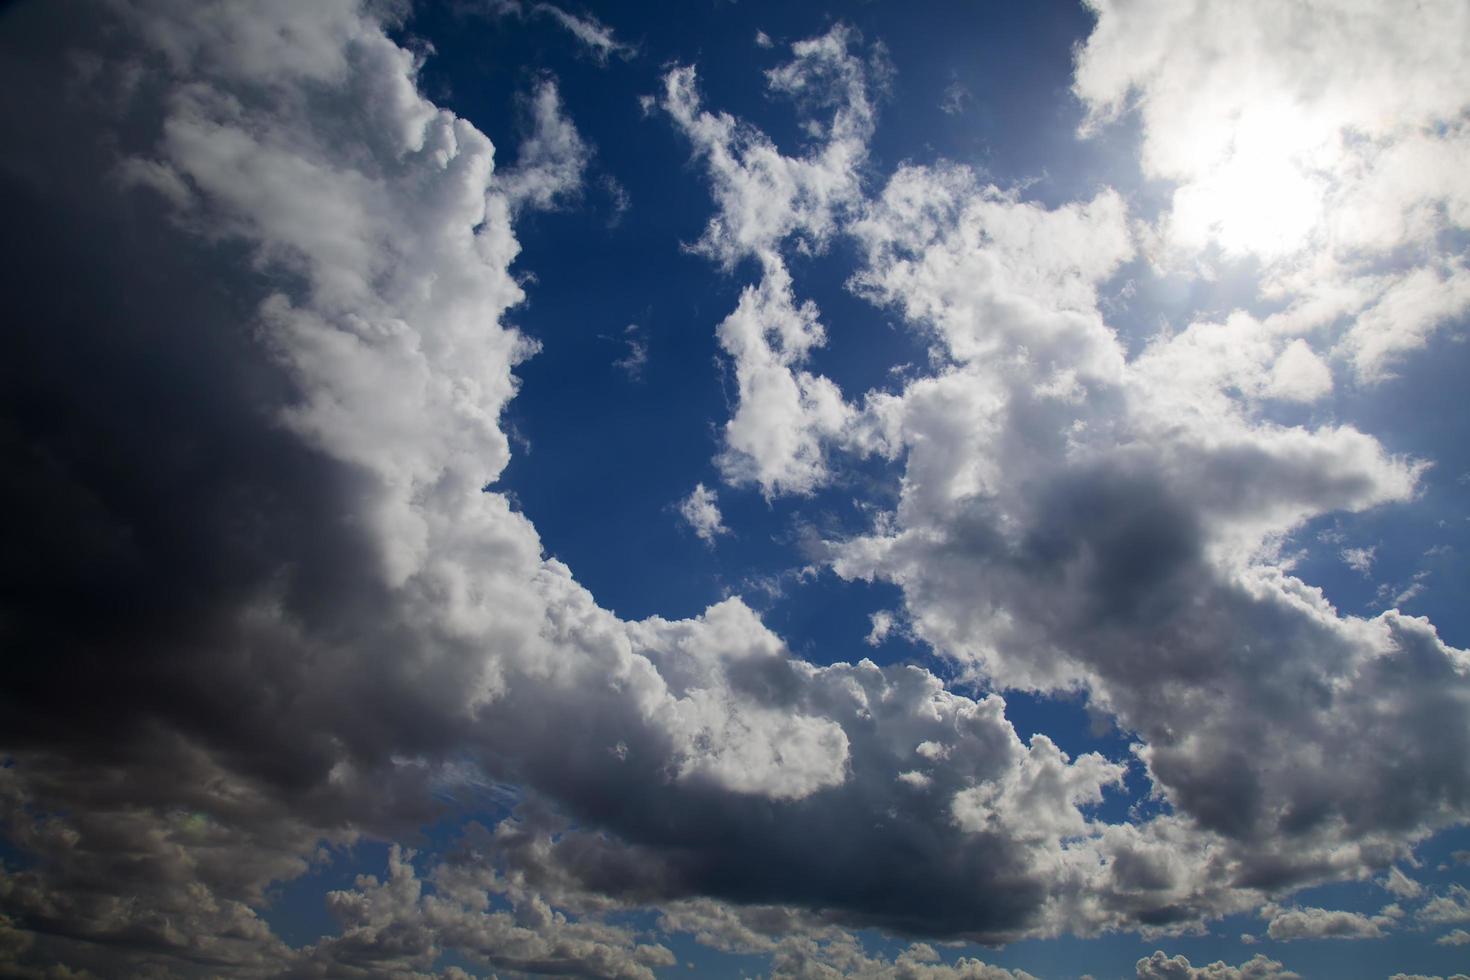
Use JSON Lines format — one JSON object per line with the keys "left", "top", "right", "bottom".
{"left": 496, "top": 77, "right": 591, "bottom": 215}
{"left": 1137, "top": 951, "right": 1298, "bottom": 980}
{"left": 865, "top": 610, "right": 895, "bottom": 646}
{"left": 712, "top": 259, "right": 853, "bottom": 495}
{"left": 678, "top": 483, "right": 729, "bottom": 544}
{"left": 661, "top": 25, "right": 880, "bottom": 495}
{"left": 1262, "top": 903, "right": 1393, "bottom": 941}
{"left": 1436, "top": 928, "right": 1470, "bottom": 946}
{"left": 531, "top": 3, "right": 636, "bottom": 64}
{"left": 1265, "top": 339, "right": 1333, "bottom": 403}
{"left": 1383, "top": 866, "right": 1423, "bottom": 899}
{"left": 950, "top": 734, "right": 1125, "bottom": 844}
{"left": 1074, "top": 0, "right": 1470, "bottom": 376}
{"left": 660, "top": 24, "right": 876, "bottom": 268}
{"left": 1419, "top": 886, "right": 1470, "bottom": 926}
{"left": 1341, "top": 545, "right": 1377, "bottom": 576}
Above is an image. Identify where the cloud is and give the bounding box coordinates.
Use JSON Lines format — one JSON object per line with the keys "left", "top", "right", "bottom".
{"left": 481, "top": 2, "right": 636, "bottom": 64}
{"left": 497, "top": 77, "right": 591, "bottom": 215}
{"left": 865, "top": 610, "right": 895, "bottom": 646}
{"left": 1341, "top": 545, "right": 1377, "bottom": 576}
{"left": 678, "top": 483, "right": 729, "bottom": 544}
{"left": 1436, "top": 928, "right": 1470, "bottom": 946}
{"left": 654, "top": 901, "right": 1039, "bottom": 979}
{"left": 1073, "top": 0, "right": 1470, "bottom": 380}
{"left": 531, "top": 4, "right": 636, "bottom": 64}
{"left": 1136, "top": 951, "right": 1299, "bottom": 980}
{"left": 940, "top": 78, "right": 969, "bottom": 116}
{"left": 711, "top": 260, "right": 853, "bottom": 495}
{"left": 661, "top": 25, "right": 882, "bottom": 495}
{"left": 1383, "top": 866, "right": 1424, "bottom": 899}
{"left": 300, "top": 844, "right": 675, "bottom": 979}
{"left": 1261, "top": 903, "right": 1393, "bottom": 941}
{"left": 612, "top": 323, "right": 648, "bottom": 379}
{"left": 1418, "top": 886, "right": 1470, "bottom": 926}
{"left": 1, "top": 0, "right": 1467, "bottom": 975}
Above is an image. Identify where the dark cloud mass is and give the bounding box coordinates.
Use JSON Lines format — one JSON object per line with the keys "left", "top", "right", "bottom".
{"left": 1, "top": 0, "right": 1468, "bottom": 977}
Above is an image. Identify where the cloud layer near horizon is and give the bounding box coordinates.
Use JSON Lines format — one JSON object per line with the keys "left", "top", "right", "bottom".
{"left": 1, "top": 0, "right": 1467, "bottom": 977}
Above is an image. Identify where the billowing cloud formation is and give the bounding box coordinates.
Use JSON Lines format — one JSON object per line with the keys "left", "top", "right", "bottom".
{"left": 0, "top": 2, "right": 1185, "bottom": 972}
{"left": 0, "top": 0, "right": 1467, "bottom": 976}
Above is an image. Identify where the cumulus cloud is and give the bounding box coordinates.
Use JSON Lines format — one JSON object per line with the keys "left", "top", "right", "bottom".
{"left": 1261, "top": 903, "right": 1394, "bottom": 941}
{"left": 828, "top": 137, "right": 1467, "bottom": 919}
{"left": 1136, "top": 951, "right": 1299, "bottom": 980}
{"left": 1436, "top": 928, "right": 1470, "bottom": 946}
{"left": 3, "top": 3, "right": 1026, "bottom": 971}
{"left": 0, "top": 10, "right": 1203, "bottom": 962}
{"left": 678, "top": 483, "right": 729, "bottom": 544}
{"left": 1, "top": 0, "right": 1467, "bottom": 975}
{"left": 865, "top": 610, "right": 895, "bottom": 646}
{"left": 661, "top": 25, "right": 881, "bottom": 495}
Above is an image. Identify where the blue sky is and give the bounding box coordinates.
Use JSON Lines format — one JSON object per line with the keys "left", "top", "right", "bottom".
{"left": 1, "top": 1, "right": 1469, "bottom": 978}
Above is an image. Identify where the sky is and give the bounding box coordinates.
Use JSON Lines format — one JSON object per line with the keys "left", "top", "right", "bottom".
{"left": 1, "top": 1, "right": 1469, "bottom": 978}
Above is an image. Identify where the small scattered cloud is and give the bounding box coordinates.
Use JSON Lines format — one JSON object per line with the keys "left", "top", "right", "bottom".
{"left": 678, "top": 483, "right": 729, "bottom": 544}
{"left": 1383, "top": 866, "right": 1423, "bottom": 899}
{"left": 865, "top": 609, "right": 894, "bottom": 646}
{"left": 940, "top": 77, "right": 969, "bottom": 115}
{"left": 498, "top": 78, "right": 590, "bottom": 215}
{"left": 480, "top": 2, "right": 636, "bottom": 64}
{"left": 1377, "top": 569, "right": 1431, "bottom": 608}
{"left": 1418, "top": 885, "right": 1470, "bottom": 926}
{"left": 1436, "top": 928, "right": 1470, "bottom": 946}
{"left": 600, "top": 173, "right": 630, "bottom": 225}
{"left": 532, "top": 3, "right": 636, "bottom": 63}
{"left": 611, "top": 324, "right": 648, "bottom": 380}
{"left": 754, "top": 30, "right": 773, "bottom": 49}
{"left": 1340, "top": 545, "right": 1376, "bottom": 575}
